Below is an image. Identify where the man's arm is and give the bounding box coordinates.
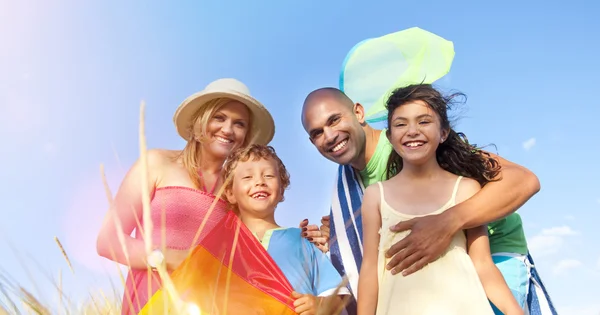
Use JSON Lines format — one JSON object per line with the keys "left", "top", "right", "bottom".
{"left": 385, "top": 154, "right": 540, "bottom": 276}
{"left": 450, "top": 151, "right": 540, "bottom": 229}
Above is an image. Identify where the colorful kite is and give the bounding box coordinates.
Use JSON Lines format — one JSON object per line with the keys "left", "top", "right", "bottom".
{"left": 339, "top": 27, "right": 455, "bottom": 123}
{"left": 138, "top": 211, "right": 296, "bottom": 315}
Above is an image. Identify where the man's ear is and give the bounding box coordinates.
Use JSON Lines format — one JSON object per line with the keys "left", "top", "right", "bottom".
{"left": 354, "top": 103, "right": 366, "bottom": 125}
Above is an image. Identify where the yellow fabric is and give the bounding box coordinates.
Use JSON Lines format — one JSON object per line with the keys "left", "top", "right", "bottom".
{"left": 138, "top": 246, "right": 295, "bottom": 315}
{"left": 375, "top": 178, "right": 494, "bottom": 314}
{"left": 252, "top": 227, "right": 286, "bottom": 250}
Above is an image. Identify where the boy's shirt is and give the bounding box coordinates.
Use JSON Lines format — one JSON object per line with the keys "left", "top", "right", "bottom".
{"left": 252, "top": 227, "right": 349, "bottom": 297}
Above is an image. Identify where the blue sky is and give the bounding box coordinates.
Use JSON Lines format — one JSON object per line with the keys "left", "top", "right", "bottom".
{"left": 1, "top": 0, "right": 599, "bottom": 313}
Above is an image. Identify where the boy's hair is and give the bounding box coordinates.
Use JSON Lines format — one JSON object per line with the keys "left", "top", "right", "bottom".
{"left": 385, "top": 84, "right": 501, "bottom": 186}
{"left": 222, "top": 144, "right": 291, "bottom": 204}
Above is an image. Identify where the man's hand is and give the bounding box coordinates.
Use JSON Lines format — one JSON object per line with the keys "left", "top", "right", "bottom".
{"left": 299, "top": 218, "right": 330, "bottom": 253}
{"left": 385, "top": 211, "right": 461, "bottom": 276}
{"left": 291, "top": 291, "right": 320, "bottom": 315}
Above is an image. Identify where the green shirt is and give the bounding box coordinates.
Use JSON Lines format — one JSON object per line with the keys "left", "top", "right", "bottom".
{"left": 487, "top": 213, "right": 529, "bottom": 255}
{"left": 356, "top": 129, "right": 528, "bottom": 255}
{"left": 358, "top": 130, "right": 393, "bottom": 187}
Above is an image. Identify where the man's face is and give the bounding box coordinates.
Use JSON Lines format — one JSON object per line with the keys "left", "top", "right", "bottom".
{"left": 302, "top": 99, "right": 367, "bottom": 166}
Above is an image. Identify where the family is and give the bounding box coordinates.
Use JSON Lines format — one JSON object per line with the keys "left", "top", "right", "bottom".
{"left": 95, "top": 45, "right": 557, "bottom": 315}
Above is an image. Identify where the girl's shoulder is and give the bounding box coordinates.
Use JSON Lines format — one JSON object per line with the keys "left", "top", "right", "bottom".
{"left": 365, "top": 178, "right": 395, "bottom": 195}
{"left": 454, "top": 175, "right": 482, "bottom": 204}
{"left": 439, "top": 170, "right": 479, "bottom": 188}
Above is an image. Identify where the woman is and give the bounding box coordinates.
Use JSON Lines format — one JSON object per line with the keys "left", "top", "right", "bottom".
{"left": 96, "top": 78, "right": 275, "bottom": 315}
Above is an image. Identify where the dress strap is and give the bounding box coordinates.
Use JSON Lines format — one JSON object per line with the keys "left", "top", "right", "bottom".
{"left": 450, "top": 176, "right": 463, "bottom": 203}
{"left": 208, "top": 177, "right": 219, "bottom": 195}
{"left": 198, "top": 171, "right": 220, "bottom": 195}
{"left": 376, "top": 181, "right": 385, "bottom": 204}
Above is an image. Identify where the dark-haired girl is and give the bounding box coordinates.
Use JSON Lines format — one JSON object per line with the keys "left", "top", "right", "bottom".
{"left": 357, "top": 84, "right": 523, "bottom": 315}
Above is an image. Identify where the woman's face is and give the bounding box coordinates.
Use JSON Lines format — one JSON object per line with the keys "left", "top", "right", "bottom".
{"left": 196, "top": 100, "right": 251, "bottom": 161}
{"left": 388, "top": 100, "right": 446, "bottom": 166}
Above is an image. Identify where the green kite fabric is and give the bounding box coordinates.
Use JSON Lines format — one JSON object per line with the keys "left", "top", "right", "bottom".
{"left": 339, "top": 27, "right": 455, "bottom": 123}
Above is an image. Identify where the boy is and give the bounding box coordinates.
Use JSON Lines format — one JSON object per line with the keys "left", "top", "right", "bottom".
{"left": 222, "top": 144, "right": 350, "bottom": 315}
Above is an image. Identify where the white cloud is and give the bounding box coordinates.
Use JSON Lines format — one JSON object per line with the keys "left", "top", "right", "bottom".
{"left": 522, "top": 137, "right": 536, "bottom": 151}
{"left": 528, "top": 225, "right": 580, "bottom": 257}
{"left": 553, "top": 259, "right": 582, "bottom": 275}
{"left": 528, "top": 235, "right": 563, "bottom": 256}
{"left": 540, "top": 226, "right": 580, "bottom": 236}
{"left": 558, "top": 303, "right": 600, "bottom": 315}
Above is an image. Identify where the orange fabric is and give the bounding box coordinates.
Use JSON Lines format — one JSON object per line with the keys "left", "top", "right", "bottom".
{"left": 138, "top": 211, "right": 296, "bottom": 315}
{"left": 121, "top": 187, "right": 229, "bottom": 315}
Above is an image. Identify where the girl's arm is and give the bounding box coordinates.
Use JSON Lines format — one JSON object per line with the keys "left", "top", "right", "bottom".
{"left": 467, "top": 226, "right": 523, "bottom": 315}
{"left": 357, "top": 184, "right": 382, "bottom": 315}
{"left": 458, "top": 178, "right": 523, "bottom": 315}
{"left": 96, "top": 149, "right": 186, "bottom": 270}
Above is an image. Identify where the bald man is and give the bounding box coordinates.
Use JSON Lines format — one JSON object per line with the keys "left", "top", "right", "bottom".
{"left": 300, "top": 87, "right": 541, "bottom": 312}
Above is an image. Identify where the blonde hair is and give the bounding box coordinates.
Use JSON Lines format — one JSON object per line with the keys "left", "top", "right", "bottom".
{"left": 178, "top": 98, "right": 252, "bottom": 190}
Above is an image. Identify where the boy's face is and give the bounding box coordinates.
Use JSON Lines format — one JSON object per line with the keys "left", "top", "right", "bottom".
{"left": 227, "top": 157, "right": 283, "bottom": 216}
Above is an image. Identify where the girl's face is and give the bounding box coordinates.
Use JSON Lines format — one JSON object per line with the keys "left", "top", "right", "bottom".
{"left": 196, "top": 101, "right": 251, "bottom": 161}
{"left": 387, "top": 100, "right": 448, "bottom": 166}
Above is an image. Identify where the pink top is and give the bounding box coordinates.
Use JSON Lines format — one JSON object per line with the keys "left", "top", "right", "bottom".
{"left": 121, "top": 186, "right": 228, "bottom": 315}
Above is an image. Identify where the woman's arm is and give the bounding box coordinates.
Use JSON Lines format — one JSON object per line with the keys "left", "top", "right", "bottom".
{"left": 467, "top": 226, "right": 523, "bottom": 315}
{"left": 357, "top": 184, "right": 382, "bottom": 315}
{"left": 96, "top": 149, "right": 170, "bottom": 270}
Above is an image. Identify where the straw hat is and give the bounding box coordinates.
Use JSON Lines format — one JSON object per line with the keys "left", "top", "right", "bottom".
{"left": 173, "top": 78, "right": 275, "bottom": 145}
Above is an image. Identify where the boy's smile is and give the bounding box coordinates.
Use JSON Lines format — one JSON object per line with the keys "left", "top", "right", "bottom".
{"left": 228, "top": 157, "right": 283, "bottom": 217}
{"left": 250, "top": 190, "right": 271, "bottom": 200}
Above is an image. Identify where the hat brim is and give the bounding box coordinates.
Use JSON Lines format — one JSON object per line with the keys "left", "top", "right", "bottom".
{"left": 173, "top": 90, "right": 275, "bottom": 146}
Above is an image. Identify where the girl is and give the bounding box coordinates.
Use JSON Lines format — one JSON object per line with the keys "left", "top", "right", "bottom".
{"left": 357, "top": 84, "right": 523, "bottom": 315}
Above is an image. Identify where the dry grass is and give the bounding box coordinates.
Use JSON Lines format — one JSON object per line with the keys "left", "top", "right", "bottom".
{"left": 0, "top": 101, "right": 350, "bottom": 315}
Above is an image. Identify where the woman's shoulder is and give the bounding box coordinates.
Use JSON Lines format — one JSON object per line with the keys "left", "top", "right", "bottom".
{"left": 145, "top": 149, "right": 182, "bottom": 165}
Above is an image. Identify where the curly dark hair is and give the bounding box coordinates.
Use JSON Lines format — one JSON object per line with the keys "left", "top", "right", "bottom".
{"left": 385, "top": 84, "right": 501, "bottom": 186}
{"left": 222, "top": 144, "right": 291, "bottom": 206}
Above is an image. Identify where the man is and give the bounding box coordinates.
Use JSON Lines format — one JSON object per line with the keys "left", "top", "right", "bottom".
{"left": 300, "top": 87, "right": 547, "bottom": 314}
